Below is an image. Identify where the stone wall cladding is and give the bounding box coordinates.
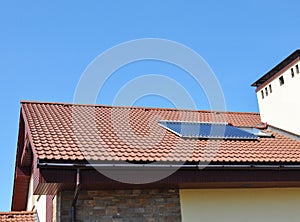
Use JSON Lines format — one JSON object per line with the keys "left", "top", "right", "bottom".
{"left": 59, "top": 189, "right": 181, "bottom": 222}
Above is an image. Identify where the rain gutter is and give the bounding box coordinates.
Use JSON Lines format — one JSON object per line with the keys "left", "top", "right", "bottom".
{"left": 37, "top": 162, "right": 300, "bottom": 170}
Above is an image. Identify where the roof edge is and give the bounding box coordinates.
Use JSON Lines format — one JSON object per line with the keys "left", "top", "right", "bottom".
{"left": 11, "top": 107, "right": 37, "bottom": 211}
{"left": 251, "top": 49, "right": 300, "bottom": 87}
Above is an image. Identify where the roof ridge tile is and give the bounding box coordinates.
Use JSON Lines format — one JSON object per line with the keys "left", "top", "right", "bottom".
{"left": 20, "top": 100, "right": 259, "bottom": 115}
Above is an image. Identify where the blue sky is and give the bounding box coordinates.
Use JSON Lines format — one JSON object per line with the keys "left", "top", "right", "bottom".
{"left": 0, "top": 1, "right": 299, "bottom": 211}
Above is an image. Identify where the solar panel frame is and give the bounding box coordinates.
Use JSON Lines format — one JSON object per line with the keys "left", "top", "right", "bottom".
{"left": 158, "top": 120, "right": 258, "bottom": 140}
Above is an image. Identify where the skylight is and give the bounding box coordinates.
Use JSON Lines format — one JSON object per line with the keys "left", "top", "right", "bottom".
{"left": 158, "top": 120, "right": 259, "bottom": 140}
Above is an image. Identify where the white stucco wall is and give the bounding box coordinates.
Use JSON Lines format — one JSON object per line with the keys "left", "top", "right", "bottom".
{"left": 256, "top": 61, "right": 300, "bottom": 135}
{"left": 180, "top": 188, "right": 300, "bottom": 222}
{"left": 26, "top": 175, "right": 34, "bottom": 211}
{"left": 26, "top": 175, "right": 47, "bottom": 222}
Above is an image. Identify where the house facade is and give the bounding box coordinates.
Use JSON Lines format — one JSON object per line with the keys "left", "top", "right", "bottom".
{"left": 252, "top": 50, "right": 300, "bottom": 135}
{"left": 7, "top": 49, "right": 300, "bottom": 222}
{"left": 12, "top": 100, "right": 300, "bottom": 222}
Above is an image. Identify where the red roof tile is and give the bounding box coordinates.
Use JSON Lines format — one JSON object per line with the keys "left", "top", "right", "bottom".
{"left": 0, "top": 212, "right": 36, "bottom": 222}
{"left": 21, "top": 101, "right": 300, "bottom": 163}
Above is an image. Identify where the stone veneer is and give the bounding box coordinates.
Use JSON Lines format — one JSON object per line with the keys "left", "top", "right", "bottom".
{"left": 56, "top": 189, "right": 181, "bottom": 222}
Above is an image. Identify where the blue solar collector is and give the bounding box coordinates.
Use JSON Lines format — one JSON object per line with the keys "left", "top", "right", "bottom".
{"left": 158, "top": 120, "right": 258, "bottom": 140}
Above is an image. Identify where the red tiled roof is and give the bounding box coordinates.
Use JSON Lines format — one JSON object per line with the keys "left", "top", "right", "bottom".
{"left": 0, "top": 212, "right": 36, "bottom": 222}
{"left": 21, "top": 101, "right": 300, "bottom": 163}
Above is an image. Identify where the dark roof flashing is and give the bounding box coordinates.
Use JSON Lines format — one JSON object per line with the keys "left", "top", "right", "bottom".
{"left": 251, "top": 49, "right": 300, "bottom": 87}
{"left": 268, "top": 125, "right": 300, "bottom": 142}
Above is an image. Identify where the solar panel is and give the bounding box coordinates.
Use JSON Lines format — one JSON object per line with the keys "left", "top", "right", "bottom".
{"left": 238, "top": 127, "right": 273, "bottom": 137}
{"left": 158, "top": 120, "right": 258, "bottom": 140}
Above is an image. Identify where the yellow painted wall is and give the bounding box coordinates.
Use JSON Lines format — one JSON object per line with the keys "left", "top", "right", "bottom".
{"left": 180, "top": 188, "right": 300, "bottom": 222}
